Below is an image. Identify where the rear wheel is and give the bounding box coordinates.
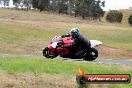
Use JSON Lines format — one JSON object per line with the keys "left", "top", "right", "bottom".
{"left": 83, "top": 48, "right": 98, "bottom": 61}
{"left": 43, "top": 47, "right": 58, "bottom": 58}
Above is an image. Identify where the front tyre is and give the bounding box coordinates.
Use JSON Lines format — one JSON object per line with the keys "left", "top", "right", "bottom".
{"left": 43, "top": 47, "right": 58, "bottom": 58}
{"left": 84, "top": 48, "right": 98, "bottom": 61}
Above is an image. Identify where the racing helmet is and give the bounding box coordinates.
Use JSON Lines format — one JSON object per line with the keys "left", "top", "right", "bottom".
{"left": 70, "top": 28, "right": 80, "bottom": 38}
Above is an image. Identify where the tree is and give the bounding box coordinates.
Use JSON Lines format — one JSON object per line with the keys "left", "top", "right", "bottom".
{"left": 74, "top": 0, "right": 105, "bottom": 19}
{"left": 128, "top": 15, "right": 132, "bottom": 26}
{"left": 1, "top": 0, "right": 9, "bottom": 7}
{"left": 92, "top": 0, "right": 105, "bottom": 21}
{"left": 13, "top": 0, "right": 20, "bottom": 3}
{"left": 23, "top": 0, "right": 32, "bottom": 10}
{"left": 67, "top": 0, "right": 75, "bottom": 15}
{"left": 106, "top": 10, "right": 123, "bottom": 23}
{"left": 31, "top": 0, "right": 105, "bottom": 20}
{"left": 32, "top": 0, "right": 39, "bottom": 9}
{"left": 58, "top": 0, "right": 68, "bottom": 14}
{"left": 32, "top": 0, "right": 49, "bottom": 12}
{"left": 48, "top": 0, "right": 58, "bottom": 12}
{"left": 75, "top": 0, "right": 81, "bottom": 17}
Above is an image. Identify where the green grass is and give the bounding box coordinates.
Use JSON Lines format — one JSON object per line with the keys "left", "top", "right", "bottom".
{"left": 0, "top": 9, "right": 132, "bottom": 57}
{"left": 0, "top": 57, "right": 131, "bottom": 75}
{"left": 0, "top": 22, "right": 53, "bottom": 45}
{"left": 0, "top": 56, "right": 131, "bottom": 88}
{"left": 0, "top": 10, "right": 132, "bottom": 46}
{"left": 0, "top": 9, "right": 132, "bottom": 88}
{"left": 81, "top": 25, "right": 132, "bottom": 50}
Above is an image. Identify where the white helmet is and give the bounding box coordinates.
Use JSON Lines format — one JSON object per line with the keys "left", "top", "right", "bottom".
{"left": 70, "top": 28, "right": 80, "bottom": 33}
{"left": 70, "top": 28, "right": 80, "bottom": 38}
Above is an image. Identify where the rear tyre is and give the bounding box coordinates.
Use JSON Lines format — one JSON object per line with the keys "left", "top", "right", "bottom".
{"left": 83, "top": 48, "right": 98, "bottom": 61}
{"left": 43, "top": 47, "right": 58, "bottom": 58}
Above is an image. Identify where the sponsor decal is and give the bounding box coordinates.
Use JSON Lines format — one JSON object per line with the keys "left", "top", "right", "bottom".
{"left": 76, "top": 66, "right": 131, "bottom": 85}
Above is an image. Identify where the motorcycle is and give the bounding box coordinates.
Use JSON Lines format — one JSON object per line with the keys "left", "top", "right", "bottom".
{"left": 43, "top": 36, "right": 102, "bottom": 61}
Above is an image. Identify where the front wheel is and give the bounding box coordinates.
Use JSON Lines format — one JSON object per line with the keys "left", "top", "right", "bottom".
{"left": 43, "top": 47, "right": 58, "bottom": 58}
{"left": 83, "top": 48, "right": 98, "bottom": 61}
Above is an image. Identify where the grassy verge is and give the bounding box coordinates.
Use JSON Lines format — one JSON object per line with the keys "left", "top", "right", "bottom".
{"left": 0, "top": 9, "right": 132, "bottom": 59}
{"left": 0, "top": 57, "right": 132, "bottom": 75}
{"left": 0, "top": 56, "right": 131, "bottom": 88}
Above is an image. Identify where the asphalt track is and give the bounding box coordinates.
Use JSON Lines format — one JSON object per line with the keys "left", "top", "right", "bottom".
{"left": 0, "top": 53, "right": 132, "bottom": 64}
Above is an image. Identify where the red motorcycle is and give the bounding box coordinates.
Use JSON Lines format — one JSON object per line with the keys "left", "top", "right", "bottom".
{"left": 43, "top": 36, "right": 102, "bottom": 61}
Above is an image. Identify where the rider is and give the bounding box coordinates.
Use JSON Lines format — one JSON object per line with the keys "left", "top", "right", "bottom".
{"left": 61, "top": 28, "right": 91, "bottom": 58}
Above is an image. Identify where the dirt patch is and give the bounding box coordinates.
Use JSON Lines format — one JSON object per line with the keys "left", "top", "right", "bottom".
{"left": 98, "top": 45, "right": 132, "bottom": 59}
{"left": 0, "top": 44, "right": 43, "bottom": 55}
{"left": 1, "top": 71, "right": 130, "bottom": 88}
{"left": 0, "top": 71, "right": 76, "bottom": 88}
